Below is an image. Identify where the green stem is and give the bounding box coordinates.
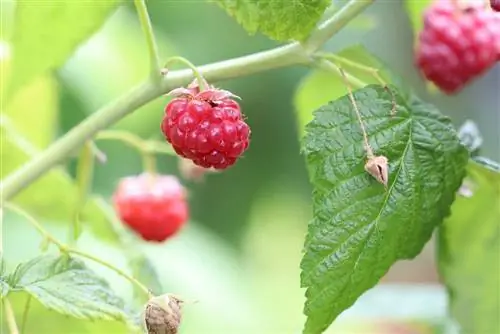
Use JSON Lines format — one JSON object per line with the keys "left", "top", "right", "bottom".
{"left": 319, "top": 52, "right": 387, "bottom": 85}
{"left": 68, "top": 248, "right": 151, "bottom": 297}
{"left": 163, "top": 56, "right": 208, "bottom": 91}
{"left": 303, "top": 0, "right": 375, "bottom": 53}
{"left": 20, "top": 296, "right": 31, "bottom": 334}
{"left": 133, "top": 0, "right": 161, "bottom": 79}
{"left": 3, "top": 203, "right": 151, "bottom": 298}
{"left": 3, "top": 298, "right": 19, "bottom": 334}
{"left": 315, "top": 58, "right": 367, "bottom": 88}
{"left": 0, "top": 0, "right": 374, "bottom": 202}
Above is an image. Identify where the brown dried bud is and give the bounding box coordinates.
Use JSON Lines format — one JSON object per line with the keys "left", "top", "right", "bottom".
{"left": 365, "top": 155, "right": 389, "bottom": 189}
{"left": 144, "top": 294, "right": 183, "bottom": 334}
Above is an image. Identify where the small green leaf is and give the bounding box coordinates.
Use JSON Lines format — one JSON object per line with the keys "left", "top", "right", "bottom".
{"left": 404, "top": 0, "right": 432, "bottom": 38}
{"left": 9, "top": 254, "right": 128, "bottom": 321}
{"left": 300, "top": 85, "right": 468, "bottom": 334}
{"left": 212, "top": 0, "right": 330, "bottom": 41}
{"left": 294, "top": 45, "right": 411, "bottom": 136}
{"left": 7, "top": 0, "right": 121, "bottom": 99}
{"left": 439, "top": 158, "right": 500, "bottom": 334}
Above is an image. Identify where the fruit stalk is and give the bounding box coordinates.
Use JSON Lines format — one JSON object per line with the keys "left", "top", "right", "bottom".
{"left": 133, "top": 0, "right": 161, "bottom": 79}
{"left": 0, "top": 0, "right": 374, "bottom": 202}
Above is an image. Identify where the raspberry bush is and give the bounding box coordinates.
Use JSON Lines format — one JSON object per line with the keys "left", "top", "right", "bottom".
{"left": 1, "top": 1, "right": 498, "bottom": 334}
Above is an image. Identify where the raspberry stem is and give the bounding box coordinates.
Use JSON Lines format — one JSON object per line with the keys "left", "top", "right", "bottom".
{"left": 133, "top": 0, "right": 161, "bottom": 80}
{"left": 2, "top": 298, "right": 19, "bottom": 334}
{"left": 0, "top": 0, "right": 374, "bottom": 202}
{"left": 162, "top": 56, "right": 208, "bottom": 91}
{"left": 20, "top": 296, "right": 32, "bottom": 334}
{"left": 338, "top": 66, "right": 375, "bottom": 158}
{"left": 3, "top": 203, "right": 153, "bottom": 298}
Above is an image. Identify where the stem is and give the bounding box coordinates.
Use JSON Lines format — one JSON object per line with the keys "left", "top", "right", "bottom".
{"left": 315, "top": 58, "right": 367, "bottom": 88}
{"left": 0, "top": 0, "right": 374, "bottom": 202}
{"left": 163, "top": 56, "right": 208, "bottom": 91}
{"left": 133, "top": 0, "right": 161, "bottom": 79}
{"left": 3, "top": 203, "right": 151, "bottom": 298}
{"left": 20, "top": 296, "right": 31, "bottom": 334}
{"left": 68, "top": 248, "right": 151, "bottom": 297}
{"left": 304, "top": 0, "right": 374, "bottom": 53}
{"left": 3, "top": 298, "right": 19, "bottom": 334}
{"left": 338, "top": 66, "right": 374, "bottom": 158}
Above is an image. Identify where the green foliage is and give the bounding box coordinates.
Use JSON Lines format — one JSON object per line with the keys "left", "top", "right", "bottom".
{"left": 0, "top": 116, "right": 119, "bottom": 243}
{"left": 1, "top": 262, "right": 9, "bottom": 298}
{"left": 7, "top": 254, "right": 129, "bottom": 322}
{"left": 294, "top": 45, "right": 410, "bottom": 136}
{"left": 7, "top": 0, "right": 122, "bottom": 100}
{"left": 438, "top": 158, "right": 500, "bottom": 334}
{"left": 404, "top": 0, "right": 432, "bottom": 38}
{"left": 212, "top": 0, "right": 331, "bottom": 41}
{"left": 300, "top": 85, "right": 469, "bottom": 333}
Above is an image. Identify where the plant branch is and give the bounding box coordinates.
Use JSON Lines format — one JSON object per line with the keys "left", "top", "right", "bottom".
{"left": 3, "top": 298, "right": 19, "bottom": 334}
{"left": 304, "top": 0, "right": 374, "bottom": 53}
{"left": 20, "top": 296, "right": 31, "bottom": 334}
{"left": 315, "top": 58, "right": 367, "bottom": 88}
{"left": 0, "top": 0, "right": 374, "bottom": 202}
{"left": 133, "top": 0, "right": 161, "bottom": 79}
{"left": 3, "top": 203, "right": 152, "bottom": 298}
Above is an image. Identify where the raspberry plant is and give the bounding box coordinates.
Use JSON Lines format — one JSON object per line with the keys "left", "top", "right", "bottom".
{"left": 1, "top": 1, "right": 499, "bottom": 334}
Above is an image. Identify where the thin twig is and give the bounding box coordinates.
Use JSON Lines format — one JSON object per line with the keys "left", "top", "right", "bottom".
{"left": 338, "top": 67, "right": 374, "bottom": 158}
{"left": 20, "top": 296, "right": 31, "bottom": 334}
{"left": 3, "top": 203, "right": 152, "bottom": 298}
{"left": 3, "top": 298, "right": 20, "bottom": 334}
{"left": 133, "top": 0, "right": 161, "bottom": 79}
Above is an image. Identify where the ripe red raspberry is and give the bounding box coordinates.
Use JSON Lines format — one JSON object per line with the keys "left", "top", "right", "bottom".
{"left": 415, "top": 0, "right": 500, "bottom": 94}
{"left": 112, "top": 173, "right": 188, "bottom": 242}
{"left": 161, "top": 80, "right": 250, "bottom": 169}
{"left": 492, "top": 0, "right": 500, "bottom": 12}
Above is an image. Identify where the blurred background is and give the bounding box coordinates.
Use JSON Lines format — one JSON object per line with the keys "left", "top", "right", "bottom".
{"left": 1, "top": 0, "right": 498, "bottom": 333}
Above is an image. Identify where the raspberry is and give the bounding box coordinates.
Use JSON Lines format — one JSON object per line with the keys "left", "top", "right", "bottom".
{"left": 112, "top": 173, "right": 188, "bottom": 242}
{"left": 492, "top": 0, "right": 500, "bottom": 12}
{"left": 415, "top": 0, "right": 500, "bottom": 94}
{"left": 161, "top": 80, "right": 250, "bottom": 169}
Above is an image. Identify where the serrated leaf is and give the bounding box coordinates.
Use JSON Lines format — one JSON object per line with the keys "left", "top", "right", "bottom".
{"left": 438, "top": 158, "right": 500, "bottom": 334}
{"left": 9, "top": 254, "right": 128, "bottom": 321}
{"left": 212, "top": 0, "right": 330, "bottom": 41}
{"left": 404, "top": 0, "right": 432, "bottom": 38}
{"left": 300, "top": 85, "right": 468, "bottom": 334}
{"left": 7, "top": 0, "right": 121, "bottom": 100}
{"left": 294, "top": 45, "right": 412, "bottom": 136}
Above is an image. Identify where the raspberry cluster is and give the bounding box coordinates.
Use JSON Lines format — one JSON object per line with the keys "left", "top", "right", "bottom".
{"left": 113, "top": 173, "right": 188, "bottom": 242}
{"left": 161, "top": 81, "right": 251, "bottom": 169}
{"left": 416, "top": 0, "right": 500, "bottom": 94}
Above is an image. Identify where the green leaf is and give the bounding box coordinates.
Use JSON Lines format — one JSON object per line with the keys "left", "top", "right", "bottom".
{"left": 212, "top": 0, "right": 331, "bottom": 41}
{"left": 294, "top": 45, "right": 411, "bottom": 136}
{"left": 438, "top": 158, "right": 500, "bottom": 334}
{"left": 7, "top": 0, "right": 121, "bottom": 100}
{"left": 300, "top": 85, "right": 468, "bottom": 334}
{"left": 0, "top": 116, "right": 119, "bottom": 243}
{"left": 8, "top": 254, "right": 128, "bottom": 321}
{"left": 404, "top": 0, "right": 432, "bottom": 38}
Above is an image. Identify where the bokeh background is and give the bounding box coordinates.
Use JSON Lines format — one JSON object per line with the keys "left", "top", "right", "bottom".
{"left": 1, "top": 0, "right": 499, "bottom": 333}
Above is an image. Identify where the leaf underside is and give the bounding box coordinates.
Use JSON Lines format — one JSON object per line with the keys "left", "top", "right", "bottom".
{"left": 212, "top": 0, "right": 331, "bottom": 41}
{"left": 439, "top": 158, "right": 500, "bottom": 334}
{"left": 300, "top": 85, "right": 468, "bottom": 334}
